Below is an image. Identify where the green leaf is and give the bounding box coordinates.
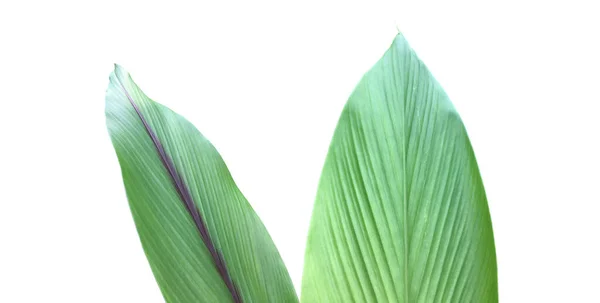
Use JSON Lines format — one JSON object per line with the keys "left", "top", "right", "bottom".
{"left": 301, "top": 34, "right": 497, "bottom": 302}
{"left": 105, "top": 65, "right": 298, "bottom": 303}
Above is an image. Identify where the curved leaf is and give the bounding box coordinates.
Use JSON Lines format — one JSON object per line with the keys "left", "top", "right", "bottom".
{"left": 301, "top": 34, "right": 497, "bottom": 302}
{"left": 105, "top": 65, "right": 298, "bottom": 303}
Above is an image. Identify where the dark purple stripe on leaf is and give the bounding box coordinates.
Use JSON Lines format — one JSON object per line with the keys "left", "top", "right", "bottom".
{"left": 115, "top": 76, "right": 243, "bottom": 303}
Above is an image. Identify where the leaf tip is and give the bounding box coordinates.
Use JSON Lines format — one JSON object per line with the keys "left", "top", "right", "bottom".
{"left": 113, "top": 63, "right": 123, "bottom": 72}
{"left": 112, "top": 63, "right": 129, "bottom": 80}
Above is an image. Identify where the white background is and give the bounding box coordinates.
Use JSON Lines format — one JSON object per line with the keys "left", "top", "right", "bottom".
{"left": 1, "top": 0, "right": 599, "bottom": 302}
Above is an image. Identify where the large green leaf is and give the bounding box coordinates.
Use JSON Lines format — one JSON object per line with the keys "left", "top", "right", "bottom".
{"left": 301, "top": 34, "right": 497, "bottom": 302}
{"left": 105, "top": 65, "right": 298, "bottom": 303}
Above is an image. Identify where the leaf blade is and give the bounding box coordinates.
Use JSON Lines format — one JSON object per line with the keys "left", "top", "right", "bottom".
{"left": 301, "top": 34, "right": 497, "bottom": 303}
{"left": 106, "top": 65, "right": 298, "bottom": 303}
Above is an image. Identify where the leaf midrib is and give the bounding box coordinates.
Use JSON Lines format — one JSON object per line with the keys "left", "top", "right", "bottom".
{"left": 115, "top": 73, "right": 243, "bottom": 303}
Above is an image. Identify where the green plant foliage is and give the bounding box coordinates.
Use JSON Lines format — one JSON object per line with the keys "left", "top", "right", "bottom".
{"left": 105, "top": 33, "right": 497, "bottom": 303}
{"left": 105, "top": 65, "right": 298, "bottom": 303}
{"left": 301, "top": 34, "right": 497, "bottom": 302}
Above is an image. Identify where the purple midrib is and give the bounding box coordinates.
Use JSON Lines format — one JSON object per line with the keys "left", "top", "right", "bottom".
{"left": 115, "top": 76, "right": 243, "bottom": 303}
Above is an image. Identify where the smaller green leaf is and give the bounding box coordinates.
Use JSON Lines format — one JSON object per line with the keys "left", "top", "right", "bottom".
{"left": 105, "top": 65, "right": 298, "bottom": 303}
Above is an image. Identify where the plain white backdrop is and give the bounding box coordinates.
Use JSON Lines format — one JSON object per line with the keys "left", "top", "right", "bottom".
{"left": 1, "top": 0, "right": 599, "bottom": 302}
